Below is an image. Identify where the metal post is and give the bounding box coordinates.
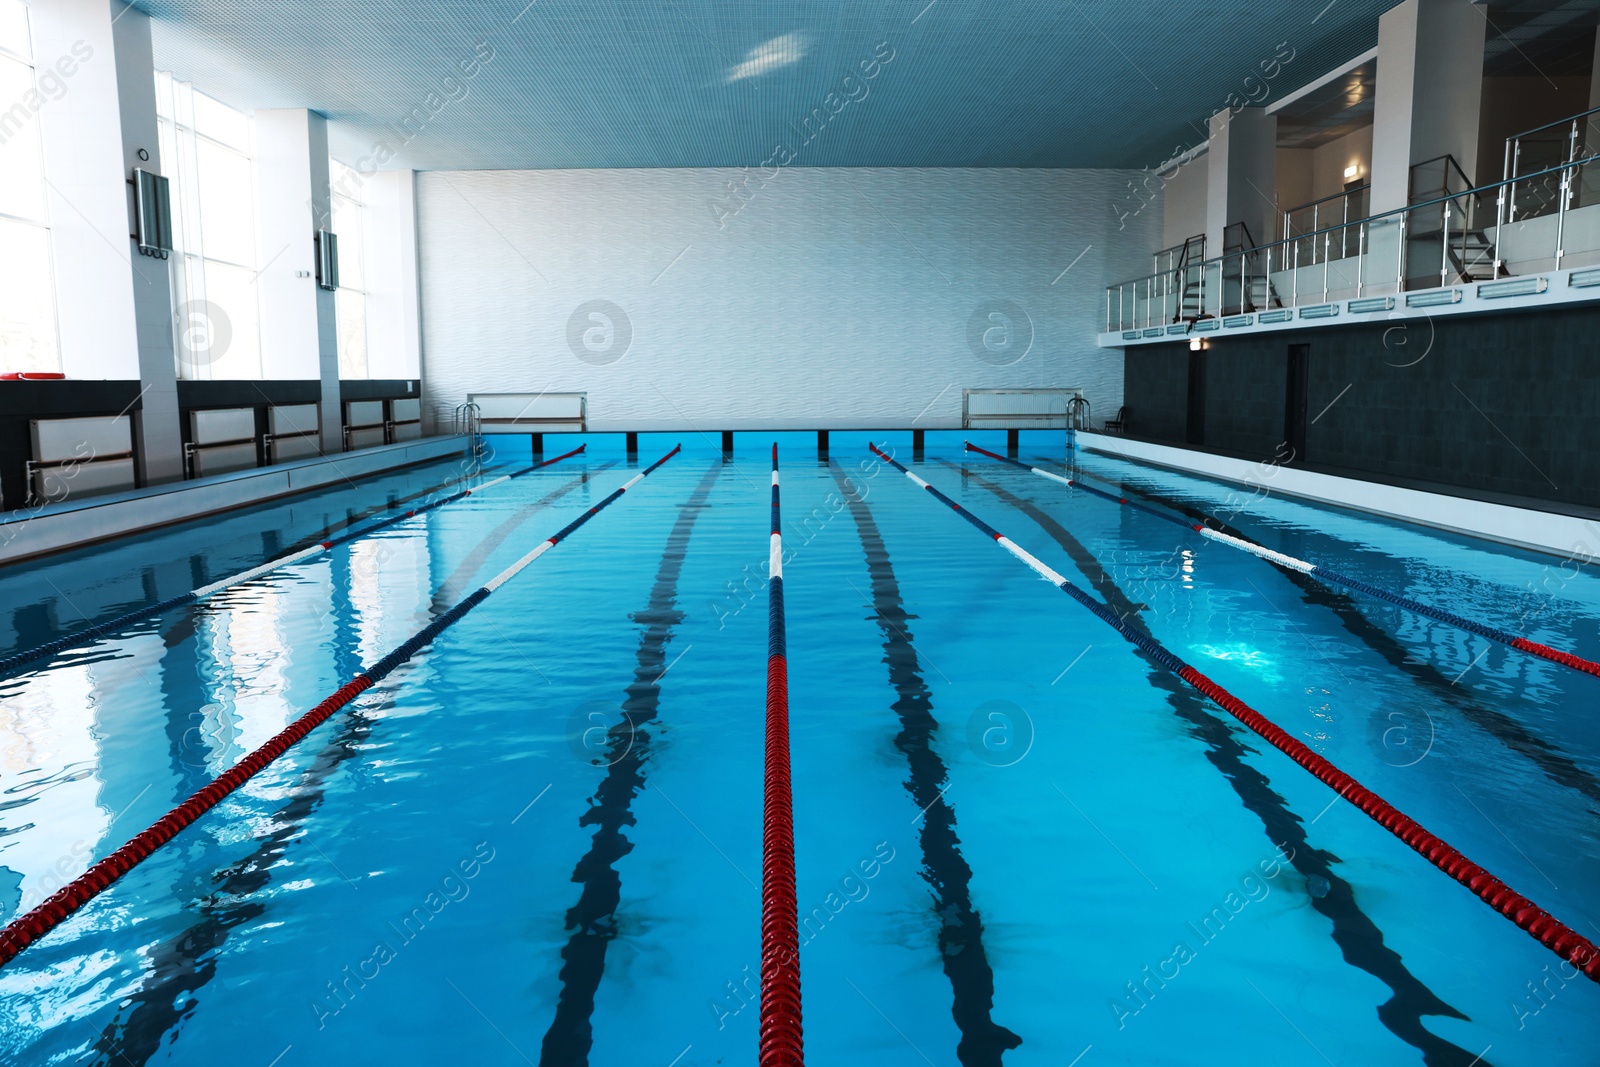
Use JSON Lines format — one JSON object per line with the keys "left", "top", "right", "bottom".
{"left": 1339, "top": 195, "right": 1348, "bottom": 259}
{"left": 1440, "top": 200, "right": 1452, "bottom": 287}
{"left": 1265, "top": 243, "right": 1273, "bottom": 309}
{"left": 1311, "top": 203, "right": 1319, "bottom": 265}
{"left": 1323, "top": 231, "right": 1331, "bottom": 302}
{"left": 1396, "top": 213, "right": 1407, "bottom": 295}
{"left": 1493, "top": 185, "right": 1506, "bottom": 279}
{"left": 1355, "top": 221, "right": 1365, "bottom": 297}
{"left": 1510, "top": 139, "right": 1521, "bottom": 220}
{"left": 1556, "top": 166, "right": 1571, "bottom": 270}
{"left": 1292, "top": 234, "right": 1299, "bottom": 306}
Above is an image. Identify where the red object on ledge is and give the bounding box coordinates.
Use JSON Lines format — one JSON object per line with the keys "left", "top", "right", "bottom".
{"left": 0, "top": 372, "right": 67, "bottom": 380}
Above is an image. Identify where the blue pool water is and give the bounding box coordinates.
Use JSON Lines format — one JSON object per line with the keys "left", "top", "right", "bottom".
{"left": 0, "top": 431, "right": 1595, "bottom": 1066}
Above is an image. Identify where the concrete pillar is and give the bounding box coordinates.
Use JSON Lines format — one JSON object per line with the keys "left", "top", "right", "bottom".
{"left": 110, "top": 3, "right": 183, "bottom": 485}
{"left": 29, "top": 0, "right": 183, "bottom": 483}
{"left": 1589, "top": 28, "right": 1600, "bottom": 113}
{"left": 255, "top": 109, "right": 341, "bottom": 452}
{"left": 1370, "top": 0, "right": 1486, "bottom": 215}
{"left": 1204, "top": 107, "right": 1277, "bottom": 253}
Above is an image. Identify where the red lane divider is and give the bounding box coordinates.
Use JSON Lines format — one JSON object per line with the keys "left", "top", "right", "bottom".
{"left": 760, "top": 444, "right": 804, "bottom": 1067}
{"left": 872, "top": 442, "right": 1600, "bottom": 983}
{"left": 0, "top": 445, "right": 681, "bottom": 969}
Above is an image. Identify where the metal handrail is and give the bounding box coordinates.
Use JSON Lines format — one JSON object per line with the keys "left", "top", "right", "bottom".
{"left": 1410, "top": 153, "right": 1472, "bottom": 195}
{"left": 1105, "top": 151, "right": 1600, "bottom": 331}
{"left": 453, "top": 401, "right": 484, "bottom": 457}
{"left": 1506, "top": 102, "right": 1600, "bottom": 146}
{"left": 1281, "top": 183, "right": 1370, "bottom": 218}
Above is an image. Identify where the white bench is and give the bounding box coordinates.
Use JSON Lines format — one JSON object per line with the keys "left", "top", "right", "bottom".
{"left": 962, "top": 388, "right": 1081, "bottom": 429}
{"left": 27, "top": 415, "right": 138, "bottom": 505}
{"left": 468, "top": 392, "right": 587, "bottom": 434}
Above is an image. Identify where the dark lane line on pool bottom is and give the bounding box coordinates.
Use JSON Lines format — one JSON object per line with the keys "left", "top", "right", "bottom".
{"left": 1053, "top": 459, "right": 1600, "bottom": 809}
{"left": 537, "top": 461, "right": 723, "bottom": 1066}
{"left": 829, "top": 460, "right": 1023, "bottom": 1066}
{"left": 79, "top": 471, "right": 627, "bottom": 1064}
{"left": 942, "top": 460, "right": 1489, "bottom": 1067}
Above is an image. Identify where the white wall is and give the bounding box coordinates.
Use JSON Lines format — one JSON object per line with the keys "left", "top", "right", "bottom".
{"left": 255, "top": 108, "right": 323, "bottom": 381}
{"left": 29, "top": 0, "right": 140, "bottom": 381}
{"left": 1161, "top": 157, "right": 1207, "bottom": 251}
{"left": 417, "top": 167, "right": 1154, "bottom": 430}
{"left": 362, "top": 169, "right": 421, "bottom": 380}
{"left": 1312, "top": 124, "right": 1373, "bottom": 203}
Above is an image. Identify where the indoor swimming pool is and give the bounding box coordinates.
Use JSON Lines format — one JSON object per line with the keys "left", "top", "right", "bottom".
{"left": 0, "top": 430, "right": 1595, "bottom": 1066}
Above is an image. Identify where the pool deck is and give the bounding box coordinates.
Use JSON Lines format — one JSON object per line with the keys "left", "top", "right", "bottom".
{"left": 0, "top": 435, "right": 468, "bottom": 567}
{"left": 1078, "top": 431, "right": 1600, "bottom": 561}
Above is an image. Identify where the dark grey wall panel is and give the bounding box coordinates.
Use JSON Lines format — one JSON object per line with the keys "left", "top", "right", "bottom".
{"left": 1122, "top": 348, "right": 1189, "bottom": 444}
{"left": 1118, "top": 303, "right": 1600, "bottom": 509}
{"left": 1203, "top": 346, "right": 1287, "bottom": 457}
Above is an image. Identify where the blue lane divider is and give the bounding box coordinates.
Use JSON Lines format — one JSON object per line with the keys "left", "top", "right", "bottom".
{"left": 0, "top": 444, "right": 679, "bottom": 969}
{"left": 0, "top": 445, "right": 587, "bottom": 679}
{"left": 964, "top": 442, "right": 1600, "bottom": 681}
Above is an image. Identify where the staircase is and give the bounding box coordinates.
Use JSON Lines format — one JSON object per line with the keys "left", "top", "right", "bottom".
{"left": 1406, "top": 155, "right": 1510, "bottom": 286}
{"left": 1161, "top": 234, "right": 1206, "bottom": 324}
{"left": 1221, "top": 222, "right": 1284, "bottom": 315}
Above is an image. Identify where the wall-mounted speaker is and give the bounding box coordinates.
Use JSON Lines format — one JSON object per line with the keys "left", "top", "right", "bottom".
{"left": 315, "top": 230, "right": 339, "bottom": 291}
{"left": 132, "top": 168, "right": 173, "bottom": 260}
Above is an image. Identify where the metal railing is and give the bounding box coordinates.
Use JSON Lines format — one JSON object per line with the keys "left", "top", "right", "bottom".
{"left": 453, "top": 401, "right": 484, "bottom": 456}
{"left": 1151, "top": 234, "right": 1205, "bottom": 278}
{"left": 1281, "top": 184, "right": 1368, "bottom": 265}
{"left": 1505, "top": 104, "right": 1600, "bottom": 221}
{"left": 1105, "top": 151, "right": 1600, "bottom": 333}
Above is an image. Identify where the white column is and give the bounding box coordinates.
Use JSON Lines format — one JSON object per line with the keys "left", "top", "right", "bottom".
{"left": 1205, "top": 107, "right": 1277, "bottom": 253}
{"left": 29, "top": 0, "right": 183, "bottom": 482}
{"left": 363, "top": 169, "right": 422, "bottom": 381}
{"left": 110, "top": 2, "right": 182, "bottom": 484}
{"left": 255, "top": 108, "right": 341, "bottom": 452}
{"left": 1370, "top": 0, "right": 1486, "bottom": 215}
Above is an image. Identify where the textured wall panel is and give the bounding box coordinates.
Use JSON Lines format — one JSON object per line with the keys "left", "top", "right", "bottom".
{"left": 418, "top": 166, "right": 1156, "bottom": 431}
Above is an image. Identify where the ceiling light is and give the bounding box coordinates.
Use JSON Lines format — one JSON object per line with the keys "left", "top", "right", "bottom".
{"left": 727, "top": 33, "right": 805, "bottom": 82}
{"left": 1344, "top": 164, "right": 1359, "bottom": 178}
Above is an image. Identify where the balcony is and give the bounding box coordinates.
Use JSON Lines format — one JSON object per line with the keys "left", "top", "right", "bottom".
{"left": 1102, "top": 138, "right": 1600, "bottom": 345}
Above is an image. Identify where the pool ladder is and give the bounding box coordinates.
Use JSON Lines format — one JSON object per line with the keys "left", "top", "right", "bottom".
{"left": 453, "top": 401, "right": 485, "bottom": 458}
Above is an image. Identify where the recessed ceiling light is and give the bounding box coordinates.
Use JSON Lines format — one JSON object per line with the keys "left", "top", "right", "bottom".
{"left": 727, "top": 33, "right": 805, "bottom": 82}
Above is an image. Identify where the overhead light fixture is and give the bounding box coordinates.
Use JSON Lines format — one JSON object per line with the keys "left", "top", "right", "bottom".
{"left": 1189, "top": 337, "right": 1206, "bottom": 352}
{"left": 1344, "top": 164, "right": 1359, "bottom": 178}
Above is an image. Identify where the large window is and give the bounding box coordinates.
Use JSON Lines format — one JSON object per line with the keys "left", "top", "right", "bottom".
{"left": 330, "top": 160, "right": 370, "bottom": 379}
{"left": 155, "top": 73, "right": 263, "bottom": 380}
{"left": 0, "top": 0, "right": 60, "bottom": 375}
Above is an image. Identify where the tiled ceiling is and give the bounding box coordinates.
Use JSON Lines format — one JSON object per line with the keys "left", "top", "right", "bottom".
{"left": 1482, "top": 0, "right": 1600, "bottom": 77}
{"left": 131, "top": 0, "right": 1412, "bottom": 170}
{"left": 1277, "top": 59, "right": 1376, "bottom": 149}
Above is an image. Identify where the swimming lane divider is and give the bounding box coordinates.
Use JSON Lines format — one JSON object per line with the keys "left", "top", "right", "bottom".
{"left": 963, "top": 442, "right": 1600, "bottom": 683}
{"left": 0, "top": 445, "right": 588, "bottom": 680}
{"left": 0, "top": 444, "right": 679, "bottom": 970}
{"left": 876, "top": 442, "right": 1600, "bottom": 983}
{"left": 760, "top": 444, "right": 804, "bottom": 1067}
